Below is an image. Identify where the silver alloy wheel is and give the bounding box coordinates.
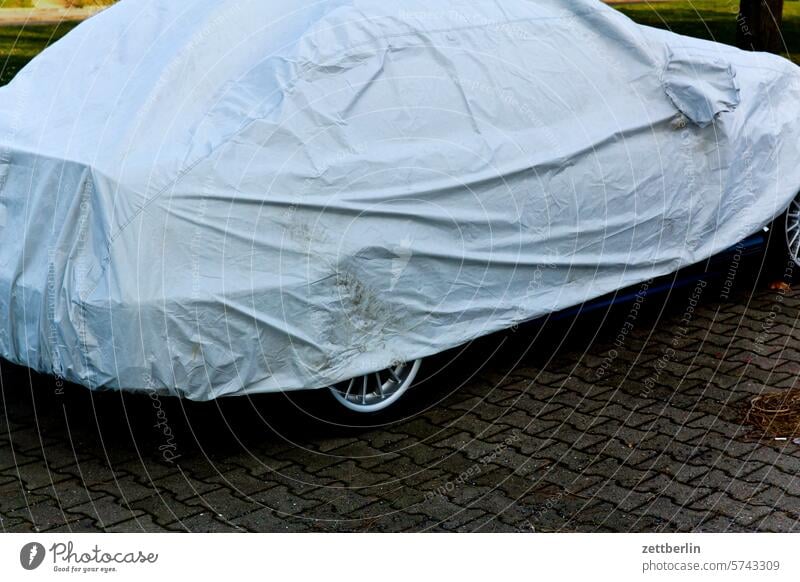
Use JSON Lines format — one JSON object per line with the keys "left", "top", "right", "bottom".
{"left": 329, "top": 359, "right": 423, "bottom": 413}
{"left": 786, "top": 194, "right": 800, "bottom": 267}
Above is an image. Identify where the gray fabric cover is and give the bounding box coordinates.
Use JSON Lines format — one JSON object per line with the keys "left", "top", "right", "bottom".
{"left": 0, "top": 0, "right": 799, "bottom": 399}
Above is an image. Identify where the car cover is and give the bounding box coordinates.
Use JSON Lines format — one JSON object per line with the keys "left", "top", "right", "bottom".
{"left": 0, "top": 0, "right": 799, "bottom": 400}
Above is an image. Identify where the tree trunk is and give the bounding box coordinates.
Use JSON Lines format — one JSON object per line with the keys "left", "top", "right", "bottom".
{"left": 737, "top": 0, "right": 785, "bottom": 53}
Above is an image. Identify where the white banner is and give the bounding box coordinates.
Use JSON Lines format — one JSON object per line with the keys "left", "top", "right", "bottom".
{"left": 0, "top": 534, "right": 797, "bottom": 581}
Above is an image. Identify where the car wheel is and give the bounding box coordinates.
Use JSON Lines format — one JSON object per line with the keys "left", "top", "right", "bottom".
{"left": 328, "top": 359, "right": 423, "bottom": 414}
{"left": 784, "top": 193, "right": 800, "bottom": 268}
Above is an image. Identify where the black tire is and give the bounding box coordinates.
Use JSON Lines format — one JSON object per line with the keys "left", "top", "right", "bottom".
{"left": 765, "top": 196, "right": 800, "bottom": 285}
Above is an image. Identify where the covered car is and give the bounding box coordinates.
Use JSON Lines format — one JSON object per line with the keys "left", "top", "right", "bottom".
{"left": 0, "top": 0, "right": 799, "bottom": 408}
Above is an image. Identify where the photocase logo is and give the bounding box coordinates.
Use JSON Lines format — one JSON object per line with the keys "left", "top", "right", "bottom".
{"left": 20, "top": 542, "right": 46, "bottom": 570}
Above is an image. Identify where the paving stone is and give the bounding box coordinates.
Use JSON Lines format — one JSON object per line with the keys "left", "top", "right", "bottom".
{"left": 6, "top": 499, "right": 82, "bottom": 532}
{"left": 65, "top": 495, "right": 145, "bottom": 528}
{"left": 2, "top": 284, "right": 800, "bottom": 532}
{"left": 234, "top": 508, "right": 315, "bottom": 532}
{"left": 168, "top": 512, "right": 240, "bottom": 533}
{"left": 104, "top": 514, "right": 164, "bottom": 532}
{"left": 244, "top": 485, "right": 323, "bottom": 518}
{"left": 127, "top": 492, "right": 208, "bottom": 527}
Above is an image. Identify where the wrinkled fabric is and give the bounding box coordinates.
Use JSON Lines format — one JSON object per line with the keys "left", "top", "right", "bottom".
{"left": 663, "top": 47, "right": 741, "bottom": 127}
{"left": 0, "top": 0, "right": 799, "bottom": 400}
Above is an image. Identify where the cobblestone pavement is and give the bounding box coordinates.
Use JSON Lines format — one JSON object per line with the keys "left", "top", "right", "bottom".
{"left": 2, "top": 262, "right": 800, "bottom": 533}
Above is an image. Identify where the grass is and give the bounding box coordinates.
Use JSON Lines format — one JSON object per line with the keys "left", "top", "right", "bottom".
{"left": 0, "top": 1, "right": 797, "bottom": 88}
{"left": 615, "top": 0, "right": 800, "bottom": 64}
{"left": 61, "top": 1, "right": 117, "bottom": 7}
{"left": 0, "top": 1, "right": 116, "bottom": 6}
{"left": 0, "top": 21, "right": 76, "bottom": 85}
